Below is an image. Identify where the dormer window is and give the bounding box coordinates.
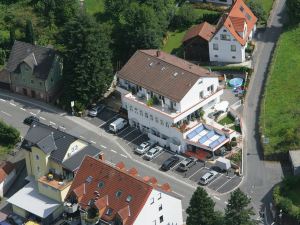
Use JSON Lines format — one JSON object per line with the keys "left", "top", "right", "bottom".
{"left": 105, "top": 208, "right": 113, "bottom": 216}
{"left": 126, "top": 195, "right": 133, "bottom": 202}
{"left": 240, "top": 6, "right": 244, "bottom": 12}
{"left": 115, "top": 190, "right": 122, "bottom": 198}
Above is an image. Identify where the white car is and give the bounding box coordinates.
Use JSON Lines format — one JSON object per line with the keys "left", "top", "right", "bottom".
{"left": 88, "top": 105, "right": 105, "bottom": 117}
{"left": 144, "top": 146, "right": 163, "bottom": 160}
{"left": 199, "top": 170, "right": 218, "bottom": 185}
{"left": 135, "top": 142, "right": 152, "bottom": 155}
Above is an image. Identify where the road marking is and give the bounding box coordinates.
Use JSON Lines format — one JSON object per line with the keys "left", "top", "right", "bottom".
{"left": 39, "top": 116, "right": 46, "bottom": 120}
{"left": 172, "top": 191, "right": 185, "bottom": 198}
{"left": 90, "top": 140, "right": 96, "bottom": 144}
{"left": 120, "top": 154, "right": 128, "bottom": 158}
{"left": 127, "top": 133, "right": 144, "bottom": 144}
{"left": 117, "top": 126, "right": 130, "bottom": 135}
{"left": 20, "top": 107, "right": 26, "bottom": 111}
{"left": 79, "top": 135, "right": 85, "bottom": 139}
{"left": 213, "top": 196, "right": 220, "bottom": 201}
{"left": 120, "top": 128, "right": 137, "bottom": 138}
{"left": 9, "top": 102, "right": 16, "bottom": 106}
{"left": 49, "top": 121, "right": 56, "bottom": 125}
{"left": 110, "top": 149, "right": 117, "bottom": 153}
{"left": 1, "top": 111, "right": 12, "bottom": 117}
{"left": 216, "top": 175, "right": 236, "bottom": 192}
{"left": 188, "top": 167, "right": 205, "bottom": 179}
{"left": 207, "top": 174, "right": 223, "bottom": 186}
{"left": 0, "top": 99, "right": 6, "bottom": 102}
{"left": 98, "top": 114, "right": 118, "bottom": 127}
{"left": 171, "top": 159, "right": 184, "bottom": 170}
{"left": 30, "top": 112, "right": 36, "bottom": 116}
{"left": 100, "top": 145, "right": 107, "bottom": 149}
{"left": 152, "top": 150, "right": 164, "bottom": 160}
{"left": 225, "top": 201, "right": 228, "bottom": 204}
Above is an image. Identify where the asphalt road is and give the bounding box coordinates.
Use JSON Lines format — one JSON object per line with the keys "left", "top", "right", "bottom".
{"left": 241, "top": 0, "right": 288, "bottom": 222}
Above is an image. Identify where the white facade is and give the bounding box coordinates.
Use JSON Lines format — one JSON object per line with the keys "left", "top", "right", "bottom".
{"left": 190, "top": 0, "right": 233, "bottom": 5}
{"left": 117, "top": 75, "right": 223, "bottom": 153}
{"left": 0, "top": 169, "right": 16, "bottom": 197}
{"left": 209, "top": 26, "right": 246, "bottom": 63}
{"left": 133, "top": 189, "right": 183, "bottom": 225}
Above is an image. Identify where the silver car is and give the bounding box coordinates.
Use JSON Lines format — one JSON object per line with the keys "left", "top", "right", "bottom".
{"left": 144, "top": 146, "right": 163, "bottom": 160}
{"left": 135, "top": 142, "right": 151, "bottom": 155}
{"left": 178, "top": 157, "right": 197, "bottom": 171}
{"left": 199, "top": 170, "right": 218, "bottom": 185}
{"left": 88, "top": 105, "right": 105, "bottom": 117}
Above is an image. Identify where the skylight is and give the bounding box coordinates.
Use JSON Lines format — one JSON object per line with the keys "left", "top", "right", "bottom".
{"left": 126, "top": 195, "right": 133, "bottom": 203}
{"left": 115, "top": 190, "right": 122, "bottom": 198}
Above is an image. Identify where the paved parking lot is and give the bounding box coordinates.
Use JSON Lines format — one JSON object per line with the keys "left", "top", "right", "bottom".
{"left": 84, "top": 106, "right": 242, "bottom": 194}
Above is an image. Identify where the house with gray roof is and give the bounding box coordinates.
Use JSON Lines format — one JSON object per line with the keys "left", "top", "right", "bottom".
{"left": 6, "top": 41, "right": 63, "bottom": 102}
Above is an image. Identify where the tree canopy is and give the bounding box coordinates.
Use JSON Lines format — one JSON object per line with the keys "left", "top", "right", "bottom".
{"left": 59, "top": 13, "right": 113, "bottom": 107}
{"left": 286, "top": 0, "right": 300, "bottom": 23}
{"left": 0, "top": 120, "right": 20, "bottom": 147}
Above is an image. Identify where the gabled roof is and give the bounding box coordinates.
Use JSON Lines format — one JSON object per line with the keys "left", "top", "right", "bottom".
{"left": 182, "top": 22, "right": 216, "bottom": 43}
{"left": 6, "top": 41, "right": 56, "bottom": 80}
{"left": 117, "top": 50, "right": 218, "bottom": 102}
{"left": 215, "top": 0, "right": 257, "bottom": 45}
{"left": 36, "top": 133, "right": 57, "bottom": 154}
{"left": 67, "top": 156, "right": 153, "bottom": 225}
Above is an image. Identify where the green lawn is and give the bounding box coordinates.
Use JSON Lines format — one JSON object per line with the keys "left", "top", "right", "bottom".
{"left": 262, "top": 0, "right": 274, "bottom": 15}
{"left": 84, "top": 0, "right": 105, "bottom": 15}
{"left": 219, "top": 115, "right": 235, "bottom": 125}
{"left": 260, "top": 26, "right": 300, "bottom": 157}
{"left": 194, "top": 8, "right": 218, "bottom": 21}
{"left": 0, "top": 146, "right": 10, "bottom": 160}
{"left": 163, "top": 30, "right": 186, "bottom": 54}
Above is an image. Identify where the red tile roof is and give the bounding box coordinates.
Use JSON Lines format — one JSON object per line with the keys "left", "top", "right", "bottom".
{"left": 0, "top": 161, "right": 15, "bottom": 183}
{"left": 216, "top": 0, "right": 257, "bottom": 45}
{"left": 67, "top": 156, "right": 153, "bottom": 225}
{"left": 182, "top": 22, "right": 216, "bottom": 43}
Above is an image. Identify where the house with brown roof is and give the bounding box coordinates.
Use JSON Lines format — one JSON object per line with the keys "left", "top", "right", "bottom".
{"left": 116, "top": 49, "right": 231, "bottom": 154}
{"left": 0, "top": 161, "right": 16, "bottom": 198}
{"left": 64, "top": 156, "right": 183, "bottom": 225}
{"left": 208, "top": 0, "right": 257, "bottom": 62}
{"left": 182, "top": 22, "right": 216, "bottom": 62}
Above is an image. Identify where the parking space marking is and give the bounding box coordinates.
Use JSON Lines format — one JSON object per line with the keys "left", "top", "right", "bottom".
{"left": 213, "top": 196, "right": 220, "bottom": 201}
{"left": 127, "top": 133, "right": 144, "bottom": 144}
{"left": 98, "top": 114, "right": 118, "bottom": 127}
{"left": 216, "top": 175, "right": 236, "bottom": 192}
{"left": 90, "top": 140, "right": 96, "bottom": 144}
{"left": 0, "top": 99, "right": 6, "bottom": 102}
{"left": 121, "top": 128, "right": 138, "bottom": 138}
{"left": 110, "top": 149, "right": 117, "bottom": 153}
{"left": 101, "top": 145, "right": 107, "bottom": 149}
{"left": 171, "top": 159, "right": 184, "bottom": 170}
{"left": 208, "top": 174, "right": 223, "bottom": 186}
{"left": 49, "top": 121, "right": 56, "bottom": 125}
{"left": 20, "top": 107, "right": 26, "bottom": 111}
{"left": 10, "top": 102, "right": 16, "bottom": 106}
{"left": 1, "top": 111, "right": 12, "bottom": 117}
{"left": 188, "top": 167, "right": 205, "bottom": 179}
{"left": 39, "top": 116, "right": 46, "bottom": 120}
{"left": 152, "top": 151, "right": 165, "bottom": 160}
{"left": 172, "top": 191, "right": 185, "bottom": 198}
{"left": 30, "top": 112, "right": 36, "bottom": 116}
{"left": 117, "top": 126, "right": 131, "bottom": 135}
{"left": 120, "top": 154, "right": 128, "bottom": 158}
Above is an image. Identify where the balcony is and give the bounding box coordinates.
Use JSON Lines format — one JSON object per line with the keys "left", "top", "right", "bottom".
{"left": 64, "top": 202, "right": 79, "bottom": 214}
{"left": 38, "top": 173, "right": 72, "bottom": 191}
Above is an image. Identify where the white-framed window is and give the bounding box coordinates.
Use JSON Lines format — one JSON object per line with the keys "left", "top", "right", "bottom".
{"left": 213, "top": 43, "right": 219, "bottom": 50}
{"left": 158, "top": 193, "right": 162, "bottom": 200}
{"left": 36, "top": 155, "right": 39, "bottom": 160}
{"left": 129, "top": 106, "right": 133, "bottom": 111}
{"left": 207, "top": 85, "right": 214, "bottom": 92}
{"left": 220, "top": 34, "right": 230, "bottom": 41}
{"left": 198, "top": 79, "right": 203, "bottom": 85}
{"left": 231, "top": 45, "right": 236, "bottom": 52}
{"left": 165, "top": 123, "right": 169, "bottom": 128}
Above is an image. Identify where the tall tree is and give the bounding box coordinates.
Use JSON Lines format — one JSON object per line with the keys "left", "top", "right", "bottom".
{"left": 9, "top": 27, "right": 15, "bottom": 47}
{"left": 59, "top": 13, "right": 113, "bottom": 107}
{"left": 286, "top": 0, "right": 300, "bottom": 23}
{"left": 225, "top": 189, "right": 257, "bottom": 225}
{"left": 186, "top": 187, "right": 221, "bottom": 225}
{"left": 104, "top": 0, "right": 130, "bottom": 20}
{"left": 25, "top": 20, "right": 35, "bottom": 44}
{"left": 246, "top": 0, "right": 267, "bottom": 23}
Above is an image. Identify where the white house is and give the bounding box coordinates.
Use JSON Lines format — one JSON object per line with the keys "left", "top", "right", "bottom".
{"left": 0, "top": 161, "right": 16, "bottom": 198}
{"left": 208, "top": 0, "right": 257, "bottom": 63}
{"left": 64, "top": 156, "right": 183, "bottom": 225}
{"left": 189, "top": 0, "right": 233, "bottom": 5}
{"left": 116, "top": 49, "right": 231, "bottom": 154}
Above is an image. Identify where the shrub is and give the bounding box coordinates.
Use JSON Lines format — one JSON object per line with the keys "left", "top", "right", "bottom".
{"left": 192, "top": 2, "right": 227, "bottom": 12}
{"left": 246, "top": 0, "right": 267, "bottom": 23}
{"left": 73, "top": 101, "right": 85, "bottom": 114}
{"left": 201, "top": 13, "right": 221, "bottom": 24}
{"left": 208, "top": 66, "right": 253, "bottom": 73}
{"left": 171, "top": 3, "right": 198, "bottom": 29}
{"left": 286, "top": 0, "right": 300, "bottom": 23}
{"left": 231, "top": 141, "right": 237, "bottom": 147}
{"left": 0, "top": 120, "right": 20, "bottom": 147}
{"left": 152, "top": 95, "right": 159, "bottom": 105}
{"left": 147, "top": 98, "right": 154, "bottom": 106}
{"left": 231, "top": 137, "right": 237, "bottom": 142}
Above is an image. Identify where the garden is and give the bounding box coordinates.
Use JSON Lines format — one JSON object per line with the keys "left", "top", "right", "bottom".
{"left": 0, "top": 120, "right": 20, "bottom": 160}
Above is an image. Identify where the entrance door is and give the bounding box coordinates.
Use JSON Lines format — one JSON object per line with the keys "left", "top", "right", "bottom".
{"left": 31, "top": 90, "right": 36, "bottom": 98}
{"left": 23, "top": 88, "right": 27, "bottom": 96}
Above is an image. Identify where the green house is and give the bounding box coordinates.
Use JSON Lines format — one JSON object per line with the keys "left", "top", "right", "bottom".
{"left": 6, "top": 41, "right": 63, "bottom": 102}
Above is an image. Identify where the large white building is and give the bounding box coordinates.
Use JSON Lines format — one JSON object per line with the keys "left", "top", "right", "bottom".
{"left": 208, "top": 0, "right": 257, "bottom": 63}
{"left": 64, "top": 156, "right": 183, "bottom": 225}
{"left": 117, "top": 49, "right": 232, "bottom": 154}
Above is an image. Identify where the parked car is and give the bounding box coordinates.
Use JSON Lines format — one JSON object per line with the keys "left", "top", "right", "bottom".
{"left": 144, "top": 146, "right": 163, "bottom": 160}
{"left": 7, "top": 214, "right": 24, "bottom": 225}
{"left": 88, "top": 105, "right": 105, "bottom": 117}
{"left": 199, "top": 170, "right": 218, "bottom": 185}
{"left": 161, "top": 155, "right": 180, "bottom": 171}
{"left": 135, "top": 142, "right": 152, "bottom": 155}
{"left": 23, "top": 116, "right": 39, "bottom": 125}
{"left": 109, "top": 118, "right": 128, "bottom": 133}
{"left": 178, "top": 157, "right": 197, "bottom": 171}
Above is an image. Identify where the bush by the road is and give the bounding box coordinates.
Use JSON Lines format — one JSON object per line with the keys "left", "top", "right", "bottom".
{"left": 0, "top": 120, "right": 20, "bottom": 147}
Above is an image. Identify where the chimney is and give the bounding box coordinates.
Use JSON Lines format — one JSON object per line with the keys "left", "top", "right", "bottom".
{"left": 156, "top": 50, "right": 161, "bottom": 57}
{"left": 98, "top": 152, "right": 104, "bottom": 161}
{"left": 160, "top": 183, "right": 171, "bottom": 192}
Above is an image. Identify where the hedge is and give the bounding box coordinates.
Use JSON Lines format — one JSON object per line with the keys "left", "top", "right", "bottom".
{"left": 206, "top": 66, "right": 253, "bottom": 73}
{"left": 0, "top": 120, "right": 20, "bottom": 147}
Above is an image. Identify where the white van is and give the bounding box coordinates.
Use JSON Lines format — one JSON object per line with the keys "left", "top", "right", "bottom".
{"left": 109, "top": 118, "right": 128, "bottom": 133}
